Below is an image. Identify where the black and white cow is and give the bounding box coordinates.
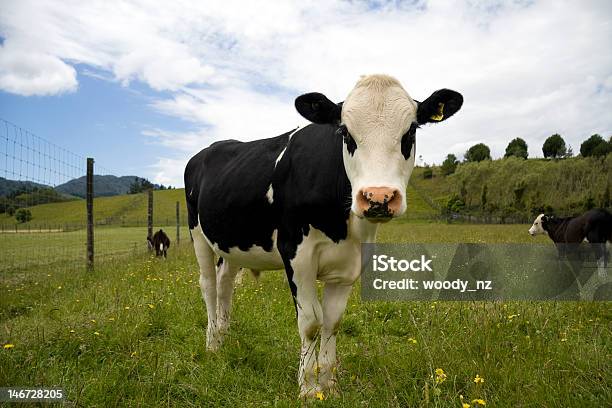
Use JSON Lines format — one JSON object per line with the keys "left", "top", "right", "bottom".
{"left": 529, "top": 208, "right": 612, "bottom": 276}
{"left": 185, "top": 74, "right": 463, "bottom": 398}
{"left": 148, "top": 229, "right": 171, "bottom": 258}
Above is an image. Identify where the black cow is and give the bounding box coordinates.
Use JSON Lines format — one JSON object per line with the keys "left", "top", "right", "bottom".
{"left": 529, "top": 208, "right": 612, "bottom": 275}
{"left": 147, "top": 229, "right": 170, "bottom": 258}
{"left": 185, "top": 74, "right": 463, "bottom": 398}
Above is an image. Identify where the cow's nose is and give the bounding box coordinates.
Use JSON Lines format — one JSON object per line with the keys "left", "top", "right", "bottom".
{"left": 357, "top": 187, "right": 401, "bottom": 220}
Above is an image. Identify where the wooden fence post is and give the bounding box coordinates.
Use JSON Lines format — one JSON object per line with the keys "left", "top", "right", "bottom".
{"left": 176, "top": 201, "right": 180, "bottom": 245}
{"left": 147, "top": 189, "right": 153, "bottom": 240}
{"left": 86, "top": 157, "right": 94, "bottom": 269}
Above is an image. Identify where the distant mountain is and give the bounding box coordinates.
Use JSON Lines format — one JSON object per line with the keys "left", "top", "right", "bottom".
{"left": 0, "top": 177, "right": 47, "bottom": 197}
{"left": 55, "top": 175, "right": 139, "bottom": 198}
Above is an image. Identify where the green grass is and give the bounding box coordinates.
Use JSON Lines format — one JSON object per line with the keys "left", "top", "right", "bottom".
{"left": 1, "top": 222, "right": 609, "bottom": 407}
{"left": 0, "top": 226, "right": 191, "bottom": 272}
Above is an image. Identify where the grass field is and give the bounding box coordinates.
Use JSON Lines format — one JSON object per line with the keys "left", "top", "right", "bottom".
{"left": 1, "top": 222, "right": 609, "bottom": 407}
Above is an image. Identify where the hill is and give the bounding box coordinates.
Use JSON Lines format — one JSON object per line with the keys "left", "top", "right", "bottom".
{"left": 412, "top": 155, "right": 612, "bottom": 220}
{"left": 0, "top": 188, "right": 188, "bottom": 227}
{"left": 55, "top": 175, "right": 140, "bottom": 198}
{"left": 0, "top": 177, "right": 47, "bottom": 196}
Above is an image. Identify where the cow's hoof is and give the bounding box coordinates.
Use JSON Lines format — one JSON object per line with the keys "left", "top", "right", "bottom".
{"left": 321, "top": 381, "right": 340, "bottom": 397}
{"left": 299, "top": 385, "right": 324, "bottom": 400}
{"left": 206, "top": 336, "right": 222, "bottom": 352}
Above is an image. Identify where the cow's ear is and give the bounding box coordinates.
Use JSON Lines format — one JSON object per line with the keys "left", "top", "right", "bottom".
{"left": 295, "top": 92, "right": 341, "bottom": 124}
{"left": 416, "top": 89, "right": 463, "bottom": 125}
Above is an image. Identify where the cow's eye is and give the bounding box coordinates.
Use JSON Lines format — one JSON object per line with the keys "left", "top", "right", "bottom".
{"left": 401, "top": 122, "right": 418, "bottom": 160}
{"left": 338, "top": 125, "right": 357, "bottom": 156}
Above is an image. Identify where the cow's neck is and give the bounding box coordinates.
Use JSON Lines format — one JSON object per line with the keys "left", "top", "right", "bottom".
{"left": 348, "top": 213, "right": 379, "bottom": 243}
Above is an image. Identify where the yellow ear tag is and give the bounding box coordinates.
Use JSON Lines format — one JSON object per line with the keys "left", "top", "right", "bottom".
{"left": 430, "top": 102, "right": 445, "bottom": 121}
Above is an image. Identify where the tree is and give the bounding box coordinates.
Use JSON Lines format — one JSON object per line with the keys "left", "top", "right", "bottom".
{"left": 129, "top": 177, "right": 155, "bottom": 194}
{"left": 580, "top": 134, "right": 605, "bottom": 157}
{"left": 464, "top": 143, "right": 491, "bottom": 162}
{"left": 591, "top": 140, "right": 611, "bottom": 157}
{"left": 15, "top": 208, "right": 32, "bottom": 223}
{"left": 504, "top": 138, "right": 528, "bottom": 159}
{"left": 542, "top": 134, "right": 566, "bottom": 159}
{"left": 441, "top": 154, "right": 459, "bottom": 175}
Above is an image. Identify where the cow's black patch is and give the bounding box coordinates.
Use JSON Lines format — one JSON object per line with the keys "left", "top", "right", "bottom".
{"left": 337, "top": 125, "right": 356, "bottom": 156}
{"left": 273, "top": 124, "right": 352, "bottom": 303}
{"left": 401, "top": 122, "right": 418, "bottom": 160}
{"left": 184, "top": 131, "right": 292, "bottom": 252}
{"left": 185, "top": 124, "right": 352, "bottom": 309}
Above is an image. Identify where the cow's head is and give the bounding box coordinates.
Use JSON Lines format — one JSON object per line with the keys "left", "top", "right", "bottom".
{"left": 529, "top": 214, "right": 549, "bottom": 236}
{"left": 295, "top": 74, "right": 463, "bottom": 222}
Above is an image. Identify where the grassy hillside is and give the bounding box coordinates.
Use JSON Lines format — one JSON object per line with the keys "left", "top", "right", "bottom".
{"left": 1, "top": 225, "right": 608, "bottom": 406}
{"left": 412, "top": 155, "right": 612, "bottom": 220}
{"left": 0, "top": 189, "right": 188, "bottom": 228}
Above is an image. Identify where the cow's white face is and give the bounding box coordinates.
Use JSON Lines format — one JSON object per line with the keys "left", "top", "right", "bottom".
{"left": 529, "top": 214, "right": 546, "bottom": 236}
{"left": 295, "top": 74, "right": 463, "bottom": 222}
{"left": 341, "top": 76, "right": 417, "bottom": 221}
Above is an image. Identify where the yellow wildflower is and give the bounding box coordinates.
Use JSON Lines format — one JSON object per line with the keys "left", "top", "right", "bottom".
{"left": 69, "top": 329, "right": 75, "bottom": 333}
{"left": 435, "top": 368, "right": 447, "bottom": 384}
{"left": 147, "top": 304, "right": 155, "bottom": 309}
{"left": 474, "top": 374, "right": 484, "bottom": 384}
{"left": 408, "top": 337, "right": 417, "bottom": 344}
{"left": 472, "top": 399, "right": 486, "bottom": 406}
{"left": 3, "top": 344, "right": 15, "bottom": 349}
{"left": 315, "top": 391, "right": 325, "bottom": 401}
{"left": 90, "top": 319, "right": 96, "bottom": 324}
{"left": 93, "top": 331, "right": 100, "bottom": 336}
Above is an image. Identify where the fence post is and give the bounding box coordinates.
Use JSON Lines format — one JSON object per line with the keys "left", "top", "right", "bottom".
{"left": 147, "top": 189, "right": 153, "bottom": 240}
{"left": 86, "top": 157, "right": 94, "bottom": 269}
{"left": 176, "top": 201, "right": 180, "bottom": 245}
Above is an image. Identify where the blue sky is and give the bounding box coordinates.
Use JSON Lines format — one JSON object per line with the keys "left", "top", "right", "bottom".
{"left": 0, "top": 0, "right": 611, "bottom": 187}
{"left": 1, "top": 66, "right": 195, "bottom": 184}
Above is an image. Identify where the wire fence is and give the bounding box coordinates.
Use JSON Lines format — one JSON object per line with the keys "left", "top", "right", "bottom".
{"left": 0, "top": 118, "right": 186, "bottom": 273}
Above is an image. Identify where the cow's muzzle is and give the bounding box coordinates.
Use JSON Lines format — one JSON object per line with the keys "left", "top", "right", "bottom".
{"left": 357, "top": 187, "right": 401, "bottom": 222}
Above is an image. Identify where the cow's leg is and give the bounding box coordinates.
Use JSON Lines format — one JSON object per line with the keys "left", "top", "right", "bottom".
{"left": 318, "top": 283, "right": 352, "bottom": 394}
{"left": 191, "top": 229, "right": 220, "bottom": 351}
{"left": 216, "top": 259, "right": 240, "bottom": 338}
{"left": 284, "top": 249, "right": 323, "bottom": 398}
{"left": 296, "top": 278, "right": 322, "bottom": 399}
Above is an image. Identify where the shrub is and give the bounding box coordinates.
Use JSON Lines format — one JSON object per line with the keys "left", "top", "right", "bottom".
{"left": 423, "top": 167, "right": 433, "bottom": 179}
{"left": 441, "top": 154, "right": 459, "bottom": 175}
{"left": 446, "top": 195, "right": 465, "bottom": 213}
{"left": 15, "top": 208, "right": 32, "bottom": 223}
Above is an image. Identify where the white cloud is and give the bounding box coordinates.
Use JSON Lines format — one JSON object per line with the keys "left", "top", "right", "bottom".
{"left": 0, "top": 42, "right": 77, "bottom": 96}
{"left": 1, "top": 0, "right": 611, "bottom": 185}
